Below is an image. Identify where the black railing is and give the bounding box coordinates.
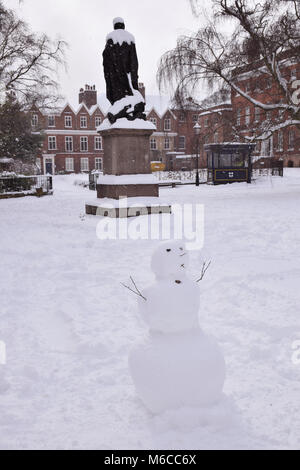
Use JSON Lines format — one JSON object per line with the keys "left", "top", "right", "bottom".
{"left": 0, "top": 175, "right": 53, "bottom": 195}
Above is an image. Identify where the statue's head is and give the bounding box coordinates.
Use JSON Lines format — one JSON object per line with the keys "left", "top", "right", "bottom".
{"left": 113, "top": 17, "right": 125, "bottom": 30}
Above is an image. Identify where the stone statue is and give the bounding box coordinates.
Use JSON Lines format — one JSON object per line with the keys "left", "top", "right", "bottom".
{"left": 103, "top": 18, "right": 146, "bottom": 124}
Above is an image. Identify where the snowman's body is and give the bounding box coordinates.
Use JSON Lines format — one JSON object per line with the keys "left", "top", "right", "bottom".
{"left": 129, "top": 241, "right": 226, "bottom": 414}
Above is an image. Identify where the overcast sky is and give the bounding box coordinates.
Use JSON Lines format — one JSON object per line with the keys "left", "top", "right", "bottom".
{"left": 6, "top": 0, "right": 213, "bottom": 106}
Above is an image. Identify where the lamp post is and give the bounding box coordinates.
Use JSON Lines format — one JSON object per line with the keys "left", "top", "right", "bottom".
{"left": 194, "top": 122, "right": 201, "bottom": 187}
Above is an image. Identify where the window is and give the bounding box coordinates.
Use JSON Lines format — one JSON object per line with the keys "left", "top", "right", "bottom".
{"left": 214, "top": 131, "right": 218, "bottom": 144}
{"left": 95, "top": 136, "right": 103, "bottom": 150}
{"left": 48, "top": 116, "right": 55, "bottom": 127}
{"left": 266, "top": 78, "right": 272, "bottom": 89}
{"left": 48, "top": 136, "right": 56, "bottom": 150}
{"left": 80, "top": 158, "right": 89, "bottom": 172}
{"left": 164, "top": 118, "right": 171, "bottom": 131}
{"left": 65, "top": 115, "right": 72, "bottom": 128}
{"left": 164, "top": 137, "right": 170, "bottom": 150}
{"left": 65, "top": 157, "right": 74, "bottom": 172}
{"left": 31, "top": 114, "right": 38, "bottom": 127}
{"left": 95, "top": 157, "right": 103, "bottom": 171}
{"left": 179, "top": 113, "right": 185, "bottom": 123}
{"left": 150, "top": 138, "right": 157, "bottom": 150}
{"left": 291, "top": 69, "right": 297, "bottom": 82}
{"left": 246, "top": 82, "right": 251, "bottom": 94}
{"left": 245, "top": 107, "right": 251, "bottom": 125}
{"left": 65, "top": 136, "right": 73, "bottom": 152}
{"left": 192, "top": 114, "right": 198, "bottom": 123}
{"left": 80, "top": 115, "right": 87, "bottom": 128}
{"left": 205, "top": 118, "right": 209, "bottom": 127}
{"left": 278, "top": 130, "right": 283, "bottom": 151}
{"left": 150, "top": 117, "right": 157, "bottom": 127}
{"left": 95, "top": 116, "right": 102, "bottom": 127}
{"left": 255, "top": 141, "right": 260, "bottom": 154}
{"left": 179, "top": 136, "right": 186, "bottom": 149}
{"left": 236, "top": 109, "right": 241, "bottom": 126}
{"left": 288, "top": 130, "right": 295, "bottom": 149}
{"left": 266, "top": 111, "right": 271, "bottom": 121}
{"left": 254, "top": 107, "right": 260, "bottom": 122}
{"left": 80, "top": 136, "right": 88, "bottom": 152}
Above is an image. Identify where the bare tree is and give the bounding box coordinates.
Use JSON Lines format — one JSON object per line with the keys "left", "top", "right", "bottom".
{"left": 158, "top": 0, "right": 300, "bottom": 142}
{"left": 0, "top": 1, "right": 66, "bottom": 109}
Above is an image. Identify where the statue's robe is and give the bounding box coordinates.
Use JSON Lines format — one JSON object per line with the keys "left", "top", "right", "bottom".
{"left": 103, "top": 38, "right": 139, "bottom": 105}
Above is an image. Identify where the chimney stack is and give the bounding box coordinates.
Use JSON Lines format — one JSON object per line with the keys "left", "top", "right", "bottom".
{"left": 79, "top": 84, "right": 97, "bottom": 109}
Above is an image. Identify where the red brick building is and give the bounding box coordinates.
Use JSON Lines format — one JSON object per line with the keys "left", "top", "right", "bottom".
{"left": 231, "top": 52, "right": 300, "bottom": 167}
{"left": 31, "top": 85, "right": 105, "bottom": 175}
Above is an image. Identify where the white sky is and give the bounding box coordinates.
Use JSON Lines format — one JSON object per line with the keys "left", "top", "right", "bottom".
{"left": 6, "top": 0, "right": 213, "bottom": 105}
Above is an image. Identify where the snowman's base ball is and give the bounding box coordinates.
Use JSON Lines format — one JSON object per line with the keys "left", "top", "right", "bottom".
{"left": 129, "top": 329, "right": 226, "bottom": 414}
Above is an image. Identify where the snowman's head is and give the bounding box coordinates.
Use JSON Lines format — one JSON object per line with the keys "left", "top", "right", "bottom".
{"left": 151, "top": 240, "right": 189, "bottom": 281}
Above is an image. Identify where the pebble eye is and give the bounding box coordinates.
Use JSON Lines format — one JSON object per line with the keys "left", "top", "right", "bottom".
{"left": 166, "top": 249, "right": 171, "bottom": 252}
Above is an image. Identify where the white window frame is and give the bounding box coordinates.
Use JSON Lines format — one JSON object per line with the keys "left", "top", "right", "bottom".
{"left": 48, "top": 115, "right": 55, "bottom": 127}
{"left": 150, "top": 117, "right": 157, "bottom": 127}
{"left": 178, "top": 136, "right": 186, "bottom": 150}
{"left": 236, "top": 109, "right": 241, "bottom": 126}
{"left": 80, "top": 115, "right": 88, "bottom": 128}
{"left": 80, "top": 136, "right": 88, "bottom": 152}
{"left": 205, "top": 118, "right": 209, "bottom": 127}
{"left": 254, "top": 107, "right": 260, "bottom": 122}
{"left": 288, "top": 130, "right": 295, "bottom": 150}
{"left": 164, "top": 137, "right": 170, "bottom": 150}
{"left": 192, "top": 114, "right": 198, "bottom": 123}
{"left": 278, "top": 130, "right": 283, "bottom": 151}
{"left": 80, "top": 157, "right": 89, "bottom": 172}
{"left": 150, "top": 138, "right": 157, "bottom": 150}
{"left": 179, "top": 114, "right": 185, "bottom": 123}
{"left": 164, "top": 118, "right": 171, "bottom": 131}
{"left": 48, "top": 136, "right": 56, "bottom": 151}
{"left": 95, "top": 116, "right": 102, "bottom": 127}
{"left": 32, "top": 114, "right": 38, "bottom": 128}
{"left": 65, "top": 136, "right": 73, "bottom": 152}
{"left": 65, "top": 157, "right": 74, "bottom": 172}
{"left": 95, "top": 157, "right": 103, "bottom": 171}
{"left": 65, "top": 115, "right": 72, "bottom": 128}
{"left": 95, "top": 136, "right": 103, "bottom": 151}
{"left": 245, "top": 107, "right": 251, "bottom": 125}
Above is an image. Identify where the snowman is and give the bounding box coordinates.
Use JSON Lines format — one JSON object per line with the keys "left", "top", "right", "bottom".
{"left": 129, "top": 240, "right": 226, "bottom": 414}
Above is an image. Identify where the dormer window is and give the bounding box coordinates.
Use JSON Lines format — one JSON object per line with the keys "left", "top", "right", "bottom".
{"left": 31, "top": 114, "right": 38, "bottom": 128}
{"left": 95, "top": 116, "right": 102, "bottom": 127}
{"left": 150, "top": 117, "right": 157, "bottom": 127}
{"left": 164, "top": 118, "right": 171, "bottom": 131}
{"left": 48, "top": 116, "right": 55, "bottom": 127}
{"left": 80, "top": 116, "right": 88, "bottom": 128}
{"left": 65, "top": 115, "right": 72, "bottom": 128}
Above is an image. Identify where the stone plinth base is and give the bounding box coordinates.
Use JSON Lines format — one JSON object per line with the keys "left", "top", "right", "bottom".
{"left": 86, "top": 204, "right": 171, "bottom": 218}
{"left": 85, "top": 197, "right": 172, "bottom": 218}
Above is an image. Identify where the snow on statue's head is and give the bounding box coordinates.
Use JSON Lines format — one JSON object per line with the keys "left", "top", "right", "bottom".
{"left": 113, "top": 17, "right": 125, "bottom": 30}
{"left": 151, "top": 240, "right": 189, "bottom": 281}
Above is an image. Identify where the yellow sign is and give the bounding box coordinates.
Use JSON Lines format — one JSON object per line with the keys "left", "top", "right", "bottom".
{"left": 151, "top": 162, "right": 165, "bottom": 172}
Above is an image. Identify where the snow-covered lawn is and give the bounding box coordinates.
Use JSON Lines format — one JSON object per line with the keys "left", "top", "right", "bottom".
{"left": 0, "top": 170, "right": 300, "bottom": 450}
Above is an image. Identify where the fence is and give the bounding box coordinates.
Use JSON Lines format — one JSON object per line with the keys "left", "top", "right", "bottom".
{"left": 0, "top": 175, "right": 53, "bottom": 196}
{"left": 155, "top": 169, "right": 208, "bottom": 184}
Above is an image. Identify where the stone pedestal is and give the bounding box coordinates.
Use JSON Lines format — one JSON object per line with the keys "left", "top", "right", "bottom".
{"left": 85, "top": 121, "right": 171, "bottom": 218}
{"left": 101, "top": 127, "right": 154, "bottom": 176}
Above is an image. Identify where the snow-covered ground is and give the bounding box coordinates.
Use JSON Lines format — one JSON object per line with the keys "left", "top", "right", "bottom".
{"left": 0, "top": 170, "right": 300, "bottom": 450}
